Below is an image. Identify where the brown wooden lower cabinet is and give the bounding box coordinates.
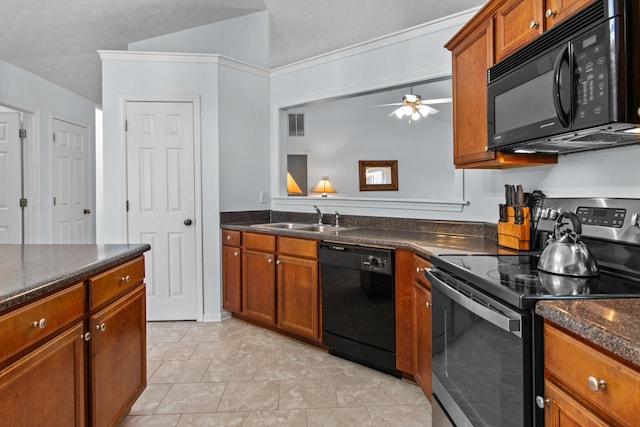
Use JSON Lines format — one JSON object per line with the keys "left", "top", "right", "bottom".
{"left": 277, "top": 253, "right": 319, "bottom": 340}
{"left": 0, "top": 255, "right": 147, "bottom": 427}
{"left": 543, "top": 380, "right": 609, "bottom": 427}
{"left": 0, "top": 322, "right": 86, "bottom": 426}
{"left": 222, "top": 244, "right": 242, "bottom": 312}
{"left": 413, "top": 281, "right": 432, "bottom": 399}
{"left": 90, "top": 284, "right": 147, "bottom": 427}
{"left": 242, "top": 248, "right": 277, "bottom": 325}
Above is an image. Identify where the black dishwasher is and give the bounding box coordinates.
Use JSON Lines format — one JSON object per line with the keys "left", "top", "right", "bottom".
{"left": 319, "top": 242, "right": 400, "bottom": 377}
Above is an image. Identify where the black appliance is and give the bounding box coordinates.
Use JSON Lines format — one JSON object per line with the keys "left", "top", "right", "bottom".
{"left": 427, "top": 198, "right": 640, "bottom": 426}
{"left": 487, "top": 0, "right": 640, "bottom": 154}
{"left": 319, "top": 242, "right": 401, "bottom": 377}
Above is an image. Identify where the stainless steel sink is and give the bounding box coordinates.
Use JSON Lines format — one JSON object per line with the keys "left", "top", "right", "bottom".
{"left": 250, "top": 222, "right": 353, "bottom": 233}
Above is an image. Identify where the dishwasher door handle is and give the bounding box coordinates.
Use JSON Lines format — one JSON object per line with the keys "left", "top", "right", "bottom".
{"left": 425, "top": 269, "right": 522, "bottom": 337}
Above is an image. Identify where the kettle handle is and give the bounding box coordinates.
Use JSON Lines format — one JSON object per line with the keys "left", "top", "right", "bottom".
{"left": 556, "top": 211, "right": 582, "bottom": 236}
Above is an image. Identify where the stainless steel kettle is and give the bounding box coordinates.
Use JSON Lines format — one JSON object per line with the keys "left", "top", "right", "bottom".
{"left": 538, "top": 211, "right": 599, "bottom": 277}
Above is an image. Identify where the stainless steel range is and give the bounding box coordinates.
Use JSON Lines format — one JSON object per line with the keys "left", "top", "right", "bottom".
{"left": 426, "top": 198, "right": 640, "bottom": 427}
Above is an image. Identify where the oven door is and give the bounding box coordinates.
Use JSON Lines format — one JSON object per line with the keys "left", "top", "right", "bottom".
{"left": 426, "top": 269, "right": 532, "bottom": 427}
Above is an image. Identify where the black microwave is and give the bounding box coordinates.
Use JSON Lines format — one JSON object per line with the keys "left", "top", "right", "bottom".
{"left": 487, "top": 0, "right": 640, "bottom": 154}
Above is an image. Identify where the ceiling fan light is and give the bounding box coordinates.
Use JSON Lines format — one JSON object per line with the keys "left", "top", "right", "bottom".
{"left": 394, "top": 107, "right": 405, "bottom": 118}
{"left": 411, "top": 112, "right": 421, "bottom": 121}
{"left": 418, "top": 105, "right": 429, "bottom": 117}
{"left": 404, "top": 94, "right": 419, "bottom": 103}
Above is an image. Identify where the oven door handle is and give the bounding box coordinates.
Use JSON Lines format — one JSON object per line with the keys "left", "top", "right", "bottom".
{"left": 425, "top": 269, "right": 522, "bottom": 337}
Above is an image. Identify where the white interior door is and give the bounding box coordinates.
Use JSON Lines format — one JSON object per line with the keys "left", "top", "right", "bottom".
{"left": 0, "top": 112, "right": 21, "bottom": 243}
{"left": 126, "top": 101, "right": 198, "bottom": 321}
{"left": 52, "top": 118, "right": 92, "bottom": 243}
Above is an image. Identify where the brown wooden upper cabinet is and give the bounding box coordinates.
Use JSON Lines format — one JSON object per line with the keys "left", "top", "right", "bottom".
{"left": 445, "top": 0, "right": 591, "bottom": 169}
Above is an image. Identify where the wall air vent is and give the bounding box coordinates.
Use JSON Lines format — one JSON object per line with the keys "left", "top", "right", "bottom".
{"left": 288, "top": 113, "right": 304, "bottom": 136}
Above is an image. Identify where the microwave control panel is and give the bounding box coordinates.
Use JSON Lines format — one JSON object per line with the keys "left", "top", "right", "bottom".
{"left": 572, "top": 20, "right": 612, "bottom": 128}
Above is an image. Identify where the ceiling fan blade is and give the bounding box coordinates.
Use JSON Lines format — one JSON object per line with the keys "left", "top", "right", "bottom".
{"left": 372, "top": 103, "right": 404, "bottom": 107}
{"left": 419, "top": 97, "right": 452, "bottom": 105}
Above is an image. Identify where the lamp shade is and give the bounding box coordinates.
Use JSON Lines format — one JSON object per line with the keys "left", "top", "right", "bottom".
{"left": 311, "top": 176, "right": 337, "bottom": 197}
{"left": 286, "top": 172, "right": 303, "bottom": 194}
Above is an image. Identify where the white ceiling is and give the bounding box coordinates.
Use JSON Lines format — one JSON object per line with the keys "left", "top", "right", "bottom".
{"left": 0, "top": 0, "right": 486, "bottom": 105}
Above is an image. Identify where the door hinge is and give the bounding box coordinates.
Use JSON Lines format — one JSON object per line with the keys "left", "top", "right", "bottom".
{"left": 18, "top": 129, "right": 27, "bottom": 139}
{"left": 53, "top": 197, "right": 56, "bottom": 206}
{"left": 19, "top": 198, "right": 28, "bottom": 208}
{"left": 126, "top": 200, "right": 130, "bottom": 212}
{"left": 124, "top": 120, "right": 128, "bottom": 131}
{"left": 53, "top": 132, "right": 56, "bottom": 142}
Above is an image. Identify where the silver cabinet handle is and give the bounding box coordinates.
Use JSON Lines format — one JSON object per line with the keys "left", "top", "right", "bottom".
{"left": 276, "top": 260, "right": 281, "bottom": 265}
{"left": 587, "top": 376, "right": 607, "bottom": 392}
{"left": 529, "top": 20, "right": 539, "bottom": 29}
{"left": 81, "top": 332, "right": 91, "bottom": 342}
{"left": 226, "top": 235, "right": 232, "bottom": 240}
{"left": 425, "top": 301, "right": 431, "bottom": 309}
{"left": 32, "top": 318, "right": 47, "bottom": 329}
{"left": 545, "top": 9, "right": 556, "bottom": 18}
{"left": 96, "top": 323, "right": 106, "bottom": 332}
{"left": 234, "top": 251, "right": 239, "bottom": 257}
{"left": 535, "top": 396, "right": 551, "bottom": 408}
{"left": 416, "top": 267, "right": 425, "bottom": 273}
{"left": 267, "top": 258, "right": 273, "bottom": 264}
{"left": 120, "top": 275, "right": 131, "bottom": 283}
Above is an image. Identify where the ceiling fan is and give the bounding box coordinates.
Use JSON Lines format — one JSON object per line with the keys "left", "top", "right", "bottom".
{"left": 373, "top": 89, "right": 452, "bottom": 122}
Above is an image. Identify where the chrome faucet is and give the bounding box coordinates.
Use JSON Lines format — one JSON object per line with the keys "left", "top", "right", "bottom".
{"left": 313, "top": 205, "right": 323, "bottom": 225}
{"left": 335, "top": 211, "right": 340, "bottom": 227}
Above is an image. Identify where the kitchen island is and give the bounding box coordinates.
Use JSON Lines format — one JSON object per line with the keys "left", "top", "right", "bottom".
{"left": 0, "top": 243, "right": 150, "bottom": 427}
{"left": 536, "top": 299, "right": 640, "bottom": 426}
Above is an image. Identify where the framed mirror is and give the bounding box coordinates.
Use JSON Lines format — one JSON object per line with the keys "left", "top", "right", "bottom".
{"left": 359, "top": 160, "right": 398, "bottom": 191}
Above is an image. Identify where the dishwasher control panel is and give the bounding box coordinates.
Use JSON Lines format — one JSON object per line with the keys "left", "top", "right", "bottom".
{"left": 362, "top": 255, "right": 392, "bottom": 274}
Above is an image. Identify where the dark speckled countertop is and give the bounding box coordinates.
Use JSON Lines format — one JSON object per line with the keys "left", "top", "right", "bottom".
{"left": 222, "top": 223, "right": 505, "bottom": 259}
{"left": 0, "top": 244, "right": 150, "bottom": 313}
{"left": 536, "top": 299, "right": 640, "bottom": 367}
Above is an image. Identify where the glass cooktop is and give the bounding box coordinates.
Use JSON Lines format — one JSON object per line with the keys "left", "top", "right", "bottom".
{"left": 430, "top": 254, "right": 640, "bottom": 310}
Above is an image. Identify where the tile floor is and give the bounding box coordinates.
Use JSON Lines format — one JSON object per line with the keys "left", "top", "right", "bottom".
{"left": 121, "top": 318, "right": 432, "bottom": 426}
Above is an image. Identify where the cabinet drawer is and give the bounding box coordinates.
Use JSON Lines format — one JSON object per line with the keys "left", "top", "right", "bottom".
{"left": 222, "top": 229, "right": 241, "bottom": 247}
{"left": 0, "top": 282, "right": 84, "bottom": 364}
{"left": 413, "top": 255, "right": 431, "bottom": 288}
{"left": 243, "top": 232, "right": 276, "bottom": 252}
{"left": 278, "top": 236, "right": 317, "bottom": 258}
{"left": 544, "top": 323, "right": 640, "bottom": 426}
{"left": 89, "top": 257, "right": 145, "bottom": 311}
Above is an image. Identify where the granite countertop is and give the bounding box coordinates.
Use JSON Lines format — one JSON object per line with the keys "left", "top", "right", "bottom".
{"left": 222, "top": 223, "right": 505, "bottom": 258}
{"left": 536, "top": 299, "right": 640, "bottom": 367}
{"left": 0, "top": 244, "right": 150, "bottom": 313}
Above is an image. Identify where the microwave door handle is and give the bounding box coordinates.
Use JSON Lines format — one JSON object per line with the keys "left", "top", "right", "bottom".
{"left": 426, "top": 269, "right": 522, "bottom": 337}
{"left": 552, "top": 45, "right": 571, "bottom": 128}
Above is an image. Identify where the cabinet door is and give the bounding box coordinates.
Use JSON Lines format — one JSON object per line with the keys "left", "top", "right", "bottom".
{"left": 544, "top": 380, "right": 609, "bottom": 427}
{"left": 0, "top": 323, "right": 86, "bottom": 427}
{"left": 495, "top": 0, "right": 544, "bottom": 61}
{"left": 242, "top": 249, "right": 276, "bottom": 325}
{"left": 222, "top": 245, "right": 242, "bottom": 313}
{"left": 451, "top": 18, "right": 497, "bottom": 166}
{"left": 545, "top": 0, "right": 593, "bottom": 29}
{"left": 90, "top": 284, "right": 146, "bottom": 427}
{"left": 277, "top": 254, "right": 319, "bottom": 340}
{"left": 413, "top": 282, "right": 432, "bottom": 399}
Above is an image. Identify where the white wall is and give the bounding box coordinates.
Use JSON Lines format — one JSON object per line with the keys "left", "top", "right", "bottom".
{"left": 270, "top": 10, "right": 640, "bottom": 222}
{"left": 0, "top": 58, "right": 96, "bottom": 242}
{"left": 128, "top": 11, "right": 269, "bottom": 69}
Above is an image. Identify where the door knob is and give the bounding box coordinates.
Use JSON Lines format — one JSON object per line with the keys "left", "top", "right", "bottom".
{"left": 83, "top": 209, "right": 91, "bottom": 215}
{"left": 184, "top": 219, "right": 193, "bottom": 226}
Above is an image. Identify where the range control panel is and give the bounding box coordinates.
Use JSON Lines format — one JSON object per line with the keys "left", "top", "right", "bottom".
{"left": 576, "top": 206, "right": 626, "bottom": 228}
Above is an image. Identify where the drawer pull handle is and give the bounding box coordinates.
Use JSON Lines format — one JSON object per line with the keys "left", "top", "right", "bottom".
{"left": 32, "top": 318, "right": 47, "bottom": 329}
{"left": 416, "top": 267, "right": 425, "bottom": 273}
{"left": 425, "top": 302, "right": 431, "bottom": 309}
{"left": 120, "top": 275, "right": 131, "bottom": 283}
{"left": 587, "top": 376, "right": 607, "bottom": 392}
{"left": 226, "top": 235, "right": 232, "bottom": 240}
{"left": 545, "top": 8, "right": 556, "bottom": 18}
{"left": 96, "top": 323, "right": 106, "bottom": 332}
{"left": 81, "top": 332, "right": 91, "bottom": 342}
{"left": 529, "top": 20, "right": 539, "bottom": 29}
{"left": 234, "top": 251, "right": 239, "bottom": 257}
{"left": 268, "top": 258, "right": 274, "bottom": 264}
{"left": 536, "top": 396, "right": 551, "bottom": 409}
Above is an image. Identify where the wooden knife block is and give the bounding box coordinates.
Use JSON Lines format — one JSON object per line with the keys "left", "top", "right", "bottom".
{"left": 498, "top": 206, "right": 531, "bottom": 250}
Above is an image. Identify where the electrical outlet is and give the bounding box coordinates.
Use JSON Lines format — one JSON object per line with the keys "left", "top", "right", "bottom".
{"left": 259, "top": 191, "right": 268, "bottom": 204}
